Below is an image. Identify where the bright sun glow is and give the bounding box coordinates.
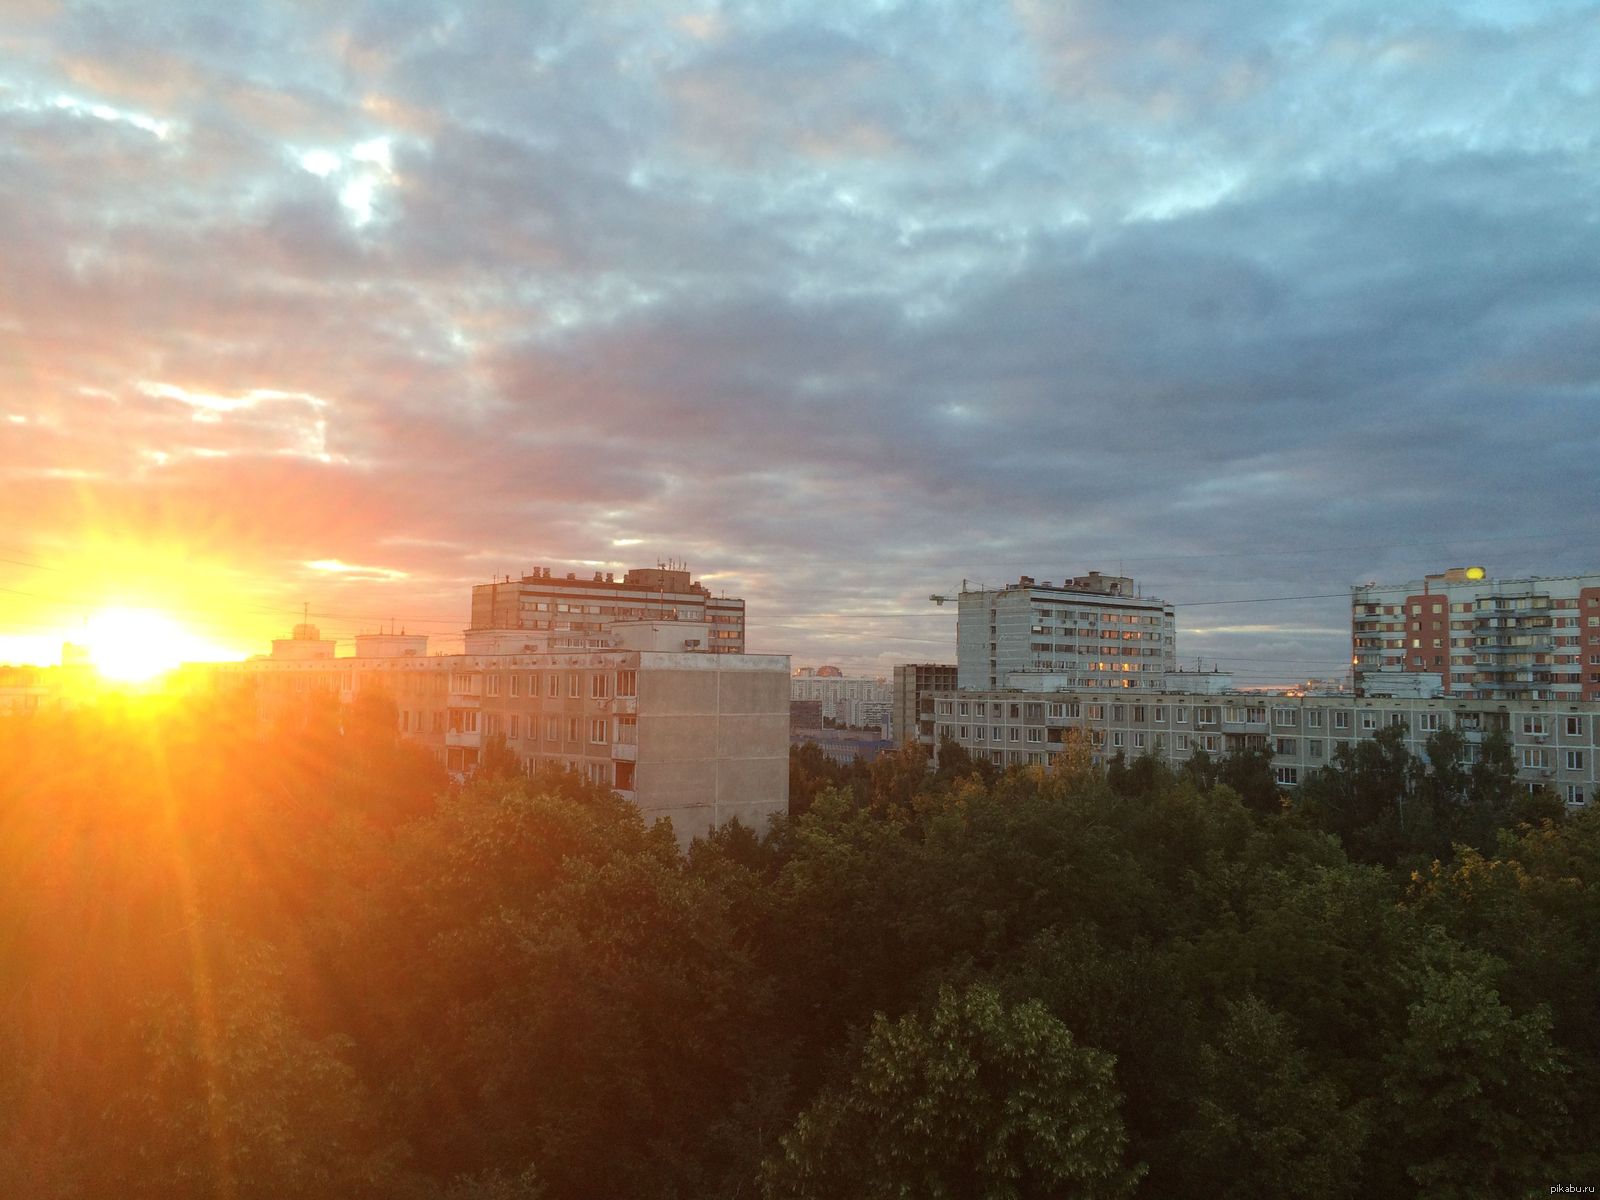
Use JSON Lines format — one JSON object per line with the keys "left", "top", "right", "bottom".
{"left": 83, "top": 607, "right": 210, "bottom": 683}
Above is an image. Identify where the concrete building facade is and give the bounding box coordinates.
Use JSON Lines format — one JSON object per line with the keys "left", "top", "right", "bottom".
{"left": 957, "top": 573, "right": 1176, "bottom": 692}
{"left": 892, "top": 663, "right": 959, "bottom": 750}
{"left": 470, "top": 564, "right": 745, "bottom": 654}
{"left": 215, "top": 644, "right": 790, "bottom": 845}
{"left": 1353, "top": 567, "right": 1600, "bottom": 703}
{"left": 930, "top": 687, "right": 1597, "bottom": 807}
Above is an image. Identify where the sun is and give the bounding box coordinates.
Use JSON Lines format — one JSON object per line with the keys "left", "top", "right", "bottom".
{"left": 83, "top": 607, "right": 209, "bottom": 684}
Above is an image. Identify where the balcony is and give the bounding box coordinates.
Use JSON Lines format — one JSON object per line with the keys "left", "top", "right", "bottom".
{"left": 447, "top": 694, "right": 481, "bottom": 710}
{"left": 445, "top": 729, "right": 481, "bottom": 748}
{"left": 610, "top": 742, "right": 638, "bottom": 762}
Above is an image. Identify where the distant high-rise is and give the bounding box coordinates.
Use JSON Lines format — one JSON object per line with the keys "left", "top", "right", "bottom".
{"left": 1352, "top": 567, "right": 1600, "bottom": 702}
{"left": 470, "top": 564, "right": 744, "bottom": 654}
{"left": 957, "top": 572, "right": 1176, "bottom": 691}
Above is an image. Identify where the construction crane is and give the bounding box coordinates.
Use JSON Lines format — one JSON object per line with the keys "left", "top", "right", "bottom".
{"left": 928, "top": 580, "right": 980, "bottom": 606}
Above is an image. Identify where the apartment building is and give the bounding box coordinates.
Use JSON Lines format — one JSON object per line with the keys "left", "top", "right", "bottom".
{"left": 1352, "top": 567, "right": 1600, "bottom": 703}
{"left": 892, "top": 663, "right": 958, "bottom": 749}
{"left": 791, "top": 669, "right": 893, "bottom": 735}
{"left": 215, "top": 636, "right": 790, "bottom": 844}
{"left": 930, "top": 688, "right": 1597, "bottom": 807}
{"left": 956, "top": 572, "right": 1176, "bottom": 692}
{"left": 470, "top": 564, "right": 745, "bottom": 653}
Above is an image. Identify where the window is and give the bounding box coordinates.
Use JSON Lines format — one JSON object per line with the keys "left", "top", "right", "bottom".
{"left": 1521, "top": 747, "right": 1548, "bottom": 770}
{"left": 1274, "top": 766, "right": 1299, "bottom": 785}
{"left": 1420, "top": 712, "right": 1443, "bottom": 732}
{"left": 508, "top": 674, "right": 520, "bottom": 698}
{"left": 1308, "top": 739, "right": 1324, "bottom": 758}
{"left": 1133, "top": 731, "right": 1146, "bottom": 749}
{"left": 1196, "top": 707, "right": 1217, "bottom": 726}
{"left": 1153, "top": 706, "right": 1165, "bottom": 722}
{"left": 1360, "top": 712, "right": 1378, "bottom": 731}
{"left": 1306, "top": 710, "right": 1323, "bottom": 729}
{"left": 590, "top": 673, "right": 611, "bottom": 699}
{"left": 1176, "top": 734, "right": 1191, "bottom": 751}
{"left": 567, "top": 673, "right": 581, "bottom": 698}
{"left": 486, "top": 674, "right": 500, "bottom": 697}
{"left": 1565, "top": 750, "right": 1585, "bottom": 771}
{"left": 587, "top": 761, "right": 610, "bottom": 788}
{"left": 1388, "top": 713, "right": 1406, "bottom": 728}
{"left": 1523, "top": 716, "right": 1547, "bottom": 736}
{"left": 1175, "top": 706, "right": 1189, "bottom": 724}
{"left": 1333, "top": 711, "right": 1349, "bottom": 730}
{"left": 1567, "top": 716, "right": 1585, "bottom": 737}
{"left": 526, "top": 715, "right": 537, "bottom": 739}
{"left": 1275, "top": 738, "right": 1296, "bottom": 756}
{"left": 1027, "top": 727, "right": 1043, "bottom": 743}
{"left": 507, "top": 714, "right": 518, "bottom": 739}
{"left": 1111, "top": 731, "right": 1124, "bottom": 748}
{"left": 545, "top": 716, "right": 560, "bottom": 741}
{"left": 1565, "top": 784, "right": 1586, "bottom": 804}
{"left": 567, "top": 716, "right": 580, "bottom": 742}
{"left": 1273, "top": 708, "right": 1296, "bottom": 727}
{"left": 958, "top": 725, "right": 969, "bottom": 740}
{"left": 1008, "top": 727, "right": 1021, "bottom": 742}
{"left": 590, "top": 718, "right": 609, "bottom": 744}
{"left": 547, "top": 673, "right": 560, "bottom": 698}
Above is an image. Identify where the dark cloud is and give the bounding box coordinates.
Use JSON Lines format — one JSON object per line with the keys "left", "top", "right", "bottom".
{"left": 1, "top": 0, "right": 1597, "bottom": 676}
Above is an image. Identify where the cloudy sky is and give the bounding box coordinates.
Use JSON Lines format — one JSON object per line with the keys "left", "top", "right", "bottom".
{"left": 2, "top": 0, "right": 1598, "bottom": 682}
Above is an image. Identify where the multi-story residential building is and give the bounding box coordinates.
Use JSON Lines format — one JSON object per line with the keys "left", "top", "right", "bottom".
{"left": 213, "top": 622, "right": 789, "bottom": 844}
{"left": 892, "top": 663, "right": 959, "bottom": 750}
{"left": 470, "top": 563, "right": 745, "bottom": 654}
{"left": 956, "top": 572, "right": 1176, "bottom": 692}
{"left": 930, "top": 687, "right": 1597, "bottom": 807}
{"left": 791, "top": 669, "right": 893, "bottom": 735}
{"left": 1353, "top": 567, "right": 1600, "bottom": 703}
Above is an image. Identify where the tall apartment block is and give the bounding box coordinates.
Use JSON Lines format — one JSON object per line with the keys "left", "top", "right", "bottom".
{"left": 957, "top": 572, "right": 1176, "bottom": 692}
{"left": 1352, "top": 567, "right": 1600, "bottom": 702}
{"left": 470, "top": 564, "right": 745, "bottom": 653}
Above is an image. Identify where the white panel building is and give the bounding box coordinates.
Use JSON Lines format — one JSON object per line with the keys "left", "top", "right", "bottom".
{"left": 956, "top": 572, "right": 1176, "bottom": 692}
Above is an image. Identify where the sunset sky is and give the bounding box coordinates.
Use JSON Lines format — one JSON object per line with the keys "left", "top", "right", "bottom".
{"left": 2, "top": 1, "right": 1598, "bottom": 683}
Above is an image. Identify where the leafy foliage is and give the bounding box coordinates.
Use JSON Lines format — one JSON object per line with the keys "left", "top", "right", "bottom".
{"left": 1, "top": 697, "right": 1592, "bottom": 1197}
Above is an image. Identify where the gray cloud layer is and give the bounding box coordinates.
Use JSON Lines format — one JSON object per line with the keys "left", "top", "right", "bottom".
{"left": 2, "top": 0, "right": 1598, "bottom": 679}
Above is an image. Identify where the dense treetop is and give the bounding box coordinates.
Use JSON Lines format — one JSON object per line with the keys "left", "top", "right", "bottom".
{"left": 2, "top": 700, "right": 1594, "bottom": 1197}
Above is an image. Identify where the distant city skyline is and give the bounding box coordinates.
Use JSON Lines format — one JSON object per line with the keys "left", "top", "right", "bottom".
{"left": 2, "top": 2, "right": 1598, "bottom": 685}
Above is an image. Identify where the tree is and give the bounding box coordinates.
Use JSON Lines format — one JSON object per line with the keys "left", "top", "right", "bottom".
{"left": 1179, "top": 996, "right": 1367, "bottom": 1199}
{"left": 934, "top": 733, "right": 996, "bottom": 785}
{"left": 476, "top": 732, "right": 523, "bottom": 782}
{"left": 1375, "top": 956, "right": 1568, "bottom": 1199}
{"left": 761, "top": 984, "right": 1141, "bottom": 1200}
{"left": 1296, "top": 724, "right": 1434, "bottom": 867}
